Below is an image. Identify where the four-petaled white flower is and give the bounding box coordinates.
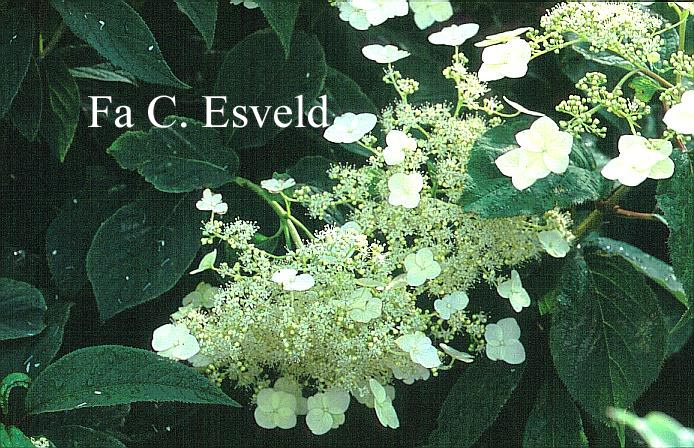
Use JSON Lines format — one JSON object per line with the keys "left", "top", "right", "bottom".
{"left": 362, "top": 44, "right": 410, "bottom": 64}
{"left": 409, "top": 0, "right": 453, "bottom": 30}
{"left": 254, "top": 388, "right": 298, "bottom": 430}
{"left": 484, "top": 317, "right": 526, "bottom": 364}
{"left": 182, "top": 282, "right": 219, "bottom": 309}
{"left": 383, "top": 130, "right": 416, "bottom": 165}
{"left": 428, "top": 23, "right": 480, "bottom": 46}
{"left": 151, "top": 324, "right": 200, "bottom": 361}
{"left": 391, "top": 362, "right": 430, "bottom": 384}
{"left": 346, "top": 288, "right": 382, "bottom": 322}
{"left": 601, "top": 135, "right": 675, "bottom": 187}
{"left": 439, "top": 343, "right": 475, "bottom": 363}
{"left": 369, "top": 379, "right": 400, "bottom": 428}
{"left": 271, "top": 268, "right": 315, "bottom": 292}
{"left": 538, "top": 230, "right": 570, "bottom": 258}
{"left": 261, "top": 177, "right": 296, "bottom": 194}
{"left": 404, "top": 248, "right": 441, "bottom": 287}
{"left": 663, "top": 91, "right": 694, "bottom": 135}
{"left": 475, "top": 27, "right": 532, "bottom": 47}
{"left": 274, "top": 377, "right": 308, "bottom": 415}
{"left": 396, "top": 331, "right": 442, "bottom": 368}
{"left": 478, "top": 38, "right": 532, "bottom": 82}
{"left": 497, "top": 269, "right": 531, "bottom": 313}
{"left": 196, "top": 189, "right": 228, "bottom": 214}
{"left": 338, "top": 0, "right": 409, "bottom": 30}
{"left": 495, "top": 116, "right": 573, "bottom": 190}
{"left": 230, "top": 0, "right": 258, "bottom": 9}
{"left": 388, "top": 171, "right": 424, "bottom": 208}
{"left": 305, "top": 390, "right": 350, "bottom": 435}
{"left": 434, "top": 291, "right": 469, "bottom": 320}
{"left": 324, "top": 112, "right": 377, "bottom": 144}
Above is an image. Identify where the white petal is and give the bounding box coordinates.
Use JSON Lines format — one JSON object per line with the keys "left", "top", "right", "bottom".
{"left": 497, "top": 317, "right": 521, "bottom": 340}
{"left": 502, "top": 339, "right": 526, "bottom": 364}
{"left": 648, "top": 158, "right": 675, "bottom": 180}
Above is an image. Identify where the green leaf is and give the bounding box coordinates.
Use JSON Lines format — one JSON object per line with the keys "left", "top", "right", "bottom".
{"left": 427, "top": 360, "right": 524, "bottom": 448}
{"left": 255, "top": 0, "right": 301, "bottom": 57}
{"left": 0, "top": 278, "right": 46, "bottom": 341}
{"left": 69, "top": 63, "right": 138, "bottom": 85}
{"left": 0, "top": 424, "right": 35, "bottom": 448}
{"left": 629, "top": 76, "right": 661, "bottom": 103}
{"left": 86, "top": 192, "right": 204, "bottom": 320}
{"left": 522, "top": 378, "right": 589, "bottom": 448}
{"left": 584, "top": 234, "right": 687, "bottom": 306}
{"left": 25, "top": 345, "right": 239, "bottom": 414}
{"left": 107, "top": 116, "right": 239, "bottom": 193}
{"left": 570, "top": 40, "right": 635, "bottom": 71}
{"left": 324, "top": 67, "right": 377, "bottom": 116}
{"left": 288, "top": 155, "right": 335, "bottom": 191}
{"left": 0, "top": 301, "right": 74, "bottom": 379}
{"left": 215, "top": 29, "right": 327, "bottom": 149}
{"left": 9, "top": 58, "right": 42, "bottom": 141}
{"left": 50, "top": 0, "right": 188, "bottom": 89}
{"left": 1, "top": 372, "right": 30, "bottom": 416}
{"left": 45, "top": 426, "right": 125, "bottom": 448}
{"left": 0, "top": 8, "right": 33, "bottom": 120}
{"left": 175, "top": 0, "right": 218, "bottom": 50}
{"left": 40, "top": 57, "right": 81, "bottom": 163}
{"left": 462, "top": 118, "right": 605, "bottom": 217}
{"left": 656, "top": 151, "right": 693, "bottom": 308}
{"left": 550, "top": 254, "right": 667, "bottom": 420}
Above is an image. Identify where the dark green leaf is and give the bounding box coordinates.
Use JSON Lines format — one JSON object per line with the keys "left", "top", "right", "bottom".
{"left": 50, "top": 0, "right": 189, "bottom": 88}
{"left": 44, "top": 425, "right": 126, "bottom": 448}
{"left": 86, "top": 192, "right": 204, "bottom": 320}
{"left": 0, "top": 424, "right": 35, "bottom": 448}
{"left": 1, "top": 372, "right": 30, "bottom": 416}
{"left": 10, "top": 58, "right": 42, "bottom": 141}
{"left": 215, "top": 29, "right": 327, "bottom": 149}
{"left": 25, "top": 345, "right": 239, "bottom": 414}
{"left": 69, "top": 63, "right": 138, "bottom": 85}
{"left": 255, "top": 0, "right": 301, "bottom": 57}
{"left": 427, "top": 360, "right": 524, "bottom": 448}
{"left": 523, "top": 378, "right": 589, "bottom": 448}
{"left": 629, "top": 76, "right": 661, "bottom": 103}
{"left": 288, "top": 155, "right": 335, "bottom": 191}
{"left": 550, "top": 254, "right": 666, "bottom": 420}
{"left": 175, "top": 0, "right": 218, "bottom": 50}
{"left": 0, "top": 8, "right": 33, "bottom": 119}
{"left": 107, "top": 116, "right": 239, "bottom": 193}
{"left": 324, "top": 67, "right": 377, "bottom": 116}
{"left": 40, "top": 57, "right": 80, "bottom": 162}
{"left": 570, "top": 41, "right": 635, "bottom": 71}
{"left": 0, "top": 278, "right": 46, "bottom": 341}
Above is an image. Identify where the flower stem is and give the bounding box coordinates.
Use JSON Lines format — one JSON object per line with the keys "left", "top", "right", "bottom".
{"left": 574, "top": 185, "right": 629, "bottom": 238}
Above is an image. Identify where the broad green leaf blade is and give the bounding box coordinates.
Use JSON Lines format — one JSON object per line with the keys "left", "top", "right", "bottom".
{"left": 0, "top": 424, "right": 35, "bottom": 448}
{"left": 585, "top": 234, "right": 687, "bottom": 306}
{"left": 49, "top": 0, "right": 189, "bottom": 89}
{"left": 550, "top": 254, "right": 667, "bottom": 420}
{"left": 427, "top": 360, "right": 525, "bottom": 448}
{"left": 656, "top": 151, "right": 693, "bottom": 308}
{"left": 0, "top": 8, "right": 33, "bottom": 120}
{"left": 40, "top": 57, "right": 80, "bottom": 163}
{"left": 9, "top": 58, "right": 42, "bottom": 141}
{"left": 523, "top": 378, "right": 589, "bottom": 448}
{"left": 254, "top": 0, "right": 301, "bottom": 57}
{"left": 86, "top": 192, "right": 204, "bottom": 320}
{"left": 25, "top": 345, "right": 240, "bottom": 414}
{"left": 0, "top": 278, "right": 47, "bottom": 341}
{"left": 69, "top": 63, "right": 138, "bottom": 85}
{"left": 45, "top": 425, "right": 126, "bottom": 448}
{"left": 462, "top": 118, "right": 605, "bottom": 217}
{"left": 288, "top": 155, "right": 335, "bottom": 191}
{"left": 175, "top": 0, "right": 218, "bottom": 50}
{"left": 107, "top": 116, "right": 240, "bottom": 193}
{"left": 215, "top": 29, "right": 327, "bottom": 149}
{"left": 0, "top": 301, "right": 73, "bottom": 379}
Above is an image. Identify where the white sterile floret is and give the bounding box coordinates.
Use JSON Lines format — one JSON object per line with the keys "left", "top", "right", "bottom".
{"left": 391, "top": 362, "right": 430, "bottom": 384}
{"left": 369, "top": 379, "right": 400, "bottom": 429}
{"left": 387, "top": 172, "right": 424, "bottom": 208}
{"left": 396, "top": 331, "right": 442, "bottom": 368}
{"left": 338, "top": 0, "right": 408, "bottom": 30}
{"left": 663, "top": 91, "right": 694, "bottom": 135}
{"left": 484, "top": 317, "right": 526, "bottom": 364}
{"left": 271, "top": 268, "right": 316, "bottom": 291}
{"left": 478, "top": 38, "right": 532, "bottom": 82}
{"left": 324, "top": 112, "right": 378, "bottom": 144}
{"left": 497, "top": 269, "right": 531, "bottom": 313}
{"left": 434, "top": 291, "right": 469, "bottom": 320}
{"left": 409, "top": 0, "right": 453, "bottom": 30}
{"left": 151, "top": 324, "right": 200, "bottom": 361}
{"left": 383, "top": 130, "right": 416, "bottom": 165}
{"left": 189, "top": 249, "right": 217, "bottom": 275}
{"left": 495, "top": 116, "right": 573, "bottom": 190}
{"left": 196, "top": 189, "right": 228, "bottom": 214}
{"left": 439, "top": 343, "right": 475, "bottom": 363}
{"left": 337, "top": 2, "right": 371, "bottom": 30}
{"left": 274, "top": 377, "right": 308, "bottom": 415}
{"left": 346, "top": 288, "right": 382, "bottom": 322}
{"left": 428, "top": 23, "right": 480, "bottom": 46}
{"left": 362, "top": 44, "right": 411, "bottom": 63}
{"left": 538, "top": 230, "right": 570, "bottom": 258}
{"left": 230, "top": 0, "right": 258, "bottom": 9}
{"left": 601, "top": 135, "right": 675, "bottom": 186}
{"left": 261, "top": 177, "right": 296, "bottom": 194}
{"left": 182, "top": 282, "right": 219, "bottom": 309}
{"left": 305, "top": 390, "right": 350, "bottom": 435}
{"left": 475, "top": 27, "right": 532, "bottom": 47}
{"left": 254, "top": 388, "right": 298, "bottom": 430}
{"left": 404, "top": 248, "right": 441, "bottom": 287}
